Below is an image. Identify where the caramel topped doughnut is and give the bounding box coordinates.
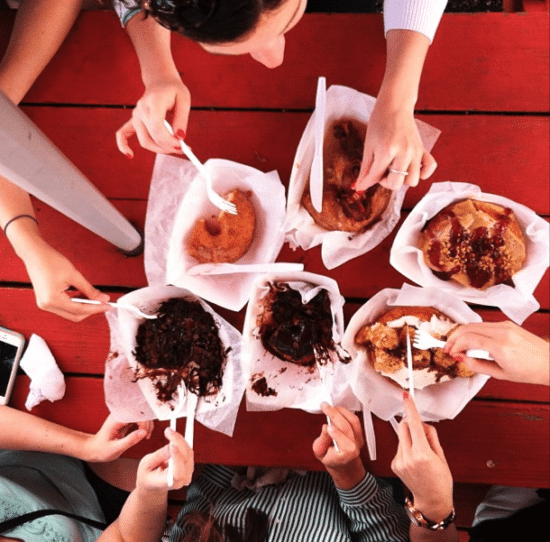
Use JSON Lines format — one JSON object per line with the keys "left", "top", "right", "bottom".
{"left": 419, "top": 199, "right": 526, "bottom": 290}
{"left": 187, "top": 189, "right": 256, "bottom": 263}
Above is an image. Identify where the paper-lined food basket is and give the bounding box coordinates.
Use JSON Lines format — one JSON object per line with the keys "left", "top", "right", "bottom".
{"left": 144, "top": 154, "right": 288, "bottom": 311}
{"left": 243, "top": 272, "right": 360, "bottom": 414}
{"left": 285, "top": 84, "right": 441, "bottom": 269}
{"left": 104, "top": 285, "right": 246, "bottom": 437}
{"left": 390, "top": 181, "right": 550, "bottom": 324}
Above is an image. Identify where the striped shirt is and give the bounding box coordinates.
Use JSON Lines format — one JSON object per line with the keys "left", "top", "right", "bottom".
{"left": 168, "top": 465, "right": 409, "bottom": 542}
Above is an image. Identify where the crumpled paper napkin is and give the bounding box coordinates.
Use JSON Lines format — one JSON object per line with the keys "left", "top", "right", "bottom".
{"left": 19, "top": 334, "right": 65, "bottom": 410}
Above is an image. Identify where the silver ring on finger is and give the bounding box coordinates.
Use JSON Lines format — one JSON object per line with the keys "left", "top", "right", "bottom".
{"left": 388, "top": 167, "right": 409, "bottom": 176}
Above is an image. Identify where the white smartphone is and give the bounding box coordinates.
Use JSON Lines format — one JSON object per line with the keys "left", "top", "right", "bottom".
{"left": 0, "top": 326, "right": 25, "bottom": 406}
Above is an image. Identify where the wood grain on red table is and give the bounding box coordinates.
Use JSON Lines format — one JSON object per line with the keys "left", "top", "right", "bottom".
{"left": 16, "top": 107, "right": 550, "bottom": 216}
{"left": 0, "top": 8, "right": 548, "bottom": 490}
{"left": 9, "top": 376, "right": 549, "bottom": 488}
{"left": 0, "top": 12, "right": 547, "bottom": 112}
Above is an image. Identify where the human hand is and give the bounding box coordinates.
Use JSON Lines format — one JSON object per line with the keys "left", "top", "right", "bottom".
{"left": 354, "top": 100, "right": 437, "bottom": 192}
{"left": 312, "top": 403, "right": 366, "bottom": 489}
{"left": 116, "top": 78, "right": 191, "bottom": 157}
{"left": 83, "top": 415, "right": 154, "bottom": 463}
{"left": 391, "top": 393, "right": 453, "bottom": 522}
{"left": 136, "top": 428, "right": 194, "bottom": 493}
{"left": 22, "top": 236, "right": 111, "bottom": 322}
{"left": 445, "top": 321, "right": 550, "bottom": 386}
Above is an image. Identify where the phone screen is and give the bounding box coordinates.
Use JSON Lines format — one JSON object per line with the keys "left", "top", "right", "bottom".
{"left": 0, "top": 341, "right": 19, "bottom": 397}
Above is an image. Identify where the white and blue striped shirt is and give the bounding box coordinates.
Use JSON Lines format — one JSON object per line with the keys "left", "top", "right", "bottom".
{"left": 168, "top": 465, "right": 409, "bottom": 541}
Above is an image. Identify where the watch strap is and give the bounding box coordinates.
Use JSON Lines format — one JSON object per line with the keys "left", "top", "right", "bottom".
{"left": 405, "top": 496, "right": 456, "bottom": 530}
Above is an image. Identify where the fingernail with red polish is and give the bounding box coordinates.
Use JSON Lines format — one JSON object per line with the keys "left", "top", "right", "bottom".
{"left": 453, "top": 354, "right": 464, "bottom": 363}
{"left": 403, "top": 390, "right": 409, "bottom": 400}
{"left": 176, "top": 129, "right": 186, "bottom": 140}
{"left": 125, "top": 153, "right": 133, "bottom": 160}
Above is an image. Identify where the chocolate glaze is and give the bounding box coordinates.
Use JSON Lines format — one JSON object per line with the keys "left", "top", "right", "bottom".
{"left": 133, "top": 298, "right": 226, "bottom": 402}
{"left": 259, "top": 284, "right": 334, "bottom": 367}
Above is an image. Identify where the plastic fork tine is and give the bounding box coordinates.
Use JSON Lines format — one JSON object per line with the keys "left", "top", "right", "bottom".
{"left": 163, "top": 121, "right": 237, "bottom": 215}
{"left": 413, "top": 329, "right": 445, "bottom": 350}
{"left": 413, "top": 329, "right": 493, "bottom": 360}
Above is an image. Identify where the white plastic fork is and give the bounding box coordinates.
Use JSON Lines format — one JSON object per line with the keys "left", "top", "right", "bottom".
{"left": 167, "top": 383, "right": 187, "bottom": 487}
{"left": 163, "top": 121, "right": 237, "bottom": 215}
{"left": 71, "top": 298, "right": 157, "bottom": 319}
{"left": 184, "top": 392, "right": 198, "bottom": 449}
{"left": 413, "top": 329, "right": 493, "bottom": 360}
{"left": 314, "top": 346, "right": 340, "bottom": 453}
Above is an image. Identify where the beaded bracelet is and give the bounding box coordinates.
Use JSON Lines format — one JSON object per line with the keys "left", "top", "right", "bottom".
{"left": 2, "top": 214, "right": 39, "bottom": 236}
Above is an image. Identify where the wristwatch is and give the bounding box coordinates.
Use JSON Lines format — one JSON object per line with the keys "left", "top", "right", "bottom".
{"left": 405, "top": 496, "right": 456, "bottom": 530}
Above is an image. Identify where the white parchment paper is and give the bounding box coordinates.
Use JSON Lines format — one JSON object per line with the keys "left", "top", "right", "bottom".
{"left": 104, "top": 285, "right": 245, "bottom": 437}
{"left": 144, "top": 154, "right": 287, "bottom": 311}
{"left": 243, "top": 272, "right": 360, "bottom": 414}
{"left": 342, "top": 283, "right": 490, "bottom": 423}
{"left": 389, "top": 182, "right": 550, "bottom": 324}
{"left": 285, "top": 84, "right": 441, "bottom": 269}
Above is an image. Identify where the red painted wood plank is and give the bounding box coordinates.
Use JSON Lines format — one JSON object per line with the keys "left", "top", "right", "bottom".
{"left": 0, "top": 199, "right": 148, "bottom": 288}
{"left": 8, "top": 376, "right": 550, "bottom": 487}
{"left": 1, "top": 12, "right": 548, "bottom": 112}
{"left": 20, "top": 107, "right": 550, "bottom": 215}
{"left": 1, "top": 287, "right": 548, "bottom": 403}
{"left": 1, "top": 209, "right": 548, "bottom": 312}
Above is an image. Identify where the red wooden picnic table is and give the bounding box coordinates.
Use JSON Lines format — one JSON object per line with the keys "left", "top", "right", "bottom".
{"left": 0, "top": 11, "right": 548, "bottom": 530}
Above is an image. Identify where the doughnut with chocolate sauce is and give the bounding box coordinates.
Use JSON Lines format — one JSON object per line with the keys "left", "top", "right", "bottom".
{"left": 133, "top": 297, "right": 227, "bottom": 403}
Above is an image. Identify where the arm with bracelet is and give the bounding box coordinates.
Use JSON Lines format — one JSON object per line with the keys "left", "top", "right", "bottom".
{"left": 0, "top": 175, "right": 110, "bottom": 321}
{"left": 392, "top": 393, "right": 459, "bottom": 542}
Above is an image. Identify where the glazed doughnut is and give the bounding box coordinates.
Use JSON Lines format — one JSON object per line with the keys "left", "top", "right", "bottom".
{"left": 419, "top": 199, "right": 526, "bottom": 290}
{"left": 187, "top": 188, "right": 256, "bottom": 263}
{"left": 302, "top": 118, "right": 392, "bottom": 233}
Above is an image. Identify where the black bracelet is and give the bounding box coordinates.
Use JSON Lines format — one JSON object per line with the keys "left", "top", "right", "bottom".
{"left": 2, "top": 214, "right": 39, "bottom": 236}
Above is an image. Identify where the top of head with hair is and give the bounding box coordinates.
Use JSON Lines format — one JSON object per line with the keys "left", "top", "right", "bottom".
{"left": 142, "top": 0, "right": 286, "bottom": 44}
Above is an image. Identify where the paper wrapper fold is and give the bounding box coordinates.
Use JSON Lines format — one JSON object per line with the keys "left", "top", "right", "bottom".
{"left": 104, "top": 285, "right": 245, "bottom": 437}
{"left": 145, "top": 154, "right": 287, "bottom": 311}
{"left": 342, "top": 283, "right": 490, "bottom": 423}
{"left": 389, "top": 182, "right": 549, "bottom": 324}
{"left": 243, "top": 272, "right": 360, "bottom": 414}
{"left": 285, "top": 84, "right": 441, "bottom": 269}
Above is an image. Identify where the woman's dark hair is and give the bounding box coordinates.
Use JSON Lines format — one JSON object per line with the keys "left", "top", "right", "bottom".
{"left": 140, "top": 0, "right": 287, "bottom": 44}
{"left": 179, "top": 509, "right": 269, "bottom": 542}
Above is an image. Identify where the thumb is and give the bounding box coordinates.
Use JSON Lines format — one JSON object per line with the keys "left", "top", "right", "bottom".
{"left": 112, "top": 428, "right": 149, "bottom": 454}
{"left": 171, "top": 97, "right": 190, "bottom": 141}
{"left": 141, "top": 445, "right": 171, "bottom": 473}
{"left": 70, "top": 272, "right": 110, "bottom": 303}
{"left": 457, "top": 354, "right": 502, "bottom": 380}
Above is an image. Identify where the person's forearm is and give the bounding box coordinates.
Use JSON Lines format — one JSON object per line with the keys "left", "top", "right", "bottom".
{"left": 0, "top": 174, "right": 45, "bottom": 260}
{"left": 378, "top": 29, "right": 431, "bottom": 110}
{"left": 326, "top": 457, "right": 367, "bottom": 490}
{"left": 126, "top": 13, "right": 180, "bottom": 87}
{"left": 0, "top": 405, "right": 92, "bottom": 459}
{"left": 100, "top": 486, "right": 167, "bottom": 542}
{"left": 0, "top": 0, "right": 82, "bottom": 104}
